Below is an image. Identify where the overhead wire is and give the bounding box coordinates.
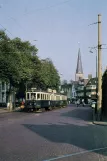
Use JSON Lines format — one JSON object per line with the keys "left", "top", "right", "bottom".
{"left": 0, "top": 0, "right": 72, "bottom": 38}
{"left": 23, "top": 0, "right": 71, "bottom": 16}
{"left": 0, "top": 23, "right": 14, "bottom": 37}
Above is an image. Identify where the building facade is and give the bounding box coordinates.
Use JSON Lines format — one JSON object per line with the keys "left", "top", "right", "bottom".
{"left": 60, "top": 83, "right": 72, "bottom": 100}
{"left": 0, "top": 81, "right": 9, "bottom": 106}
{"left": 0, "top": 81, "right": 15, "bottom": 107}
{"left": 76, "top": 78, "right": 89, "bottom": 102}
{"left": 85, "top": 77, "right": 97, "bottom": 101}
{"left": 71, "top": 81, "right": 78, "bottom": 99}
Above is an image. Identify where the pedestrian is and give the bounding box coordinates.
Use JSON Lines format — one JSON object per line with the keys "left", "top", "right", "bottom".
{"left": 82, "top": 99, "right": 84, "bottom": 107}
{"left": 76, "top": 99, "right": 80, "bottom": 107}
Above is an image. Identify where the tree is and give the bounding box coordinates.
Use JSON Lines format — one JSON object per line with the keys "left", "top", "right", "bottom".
{"left": 0, "top": 30, "right": 39, "bottom": 109}
{"left": 0, "top": 30, "right": 61, "bottom": 109}
{"left": 40, "top": 58, "right": 60, "bottom": 91}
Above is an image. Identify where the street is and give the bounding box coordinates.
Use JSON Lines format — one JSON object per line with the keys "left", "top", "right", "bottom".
{"left": 0, "top": 105, "right": 107, "bottom": 161}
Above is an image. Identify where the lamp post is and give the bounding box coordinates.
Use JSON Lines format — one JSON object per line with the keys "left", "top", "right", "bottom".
{"left": 89, "top": 48, "right": 98, "bottom": 114}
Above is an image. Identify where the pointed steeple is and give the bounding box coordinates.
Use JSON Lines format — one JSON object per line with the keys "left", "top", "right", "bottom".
{"left": 76, "top": 48, "right": 83, "bottom": 74}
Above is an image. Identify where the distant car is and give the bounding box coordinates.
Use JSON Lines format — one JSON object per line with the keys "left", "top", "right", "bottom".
{"left": 91, "top": 101, "right": 96, "bottom": 108}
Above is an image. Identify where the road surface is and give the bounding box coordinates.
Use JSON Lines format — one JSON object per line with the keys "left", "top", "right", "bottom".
{"left": 0, "top": 105, "right": 107, "bottom": 161}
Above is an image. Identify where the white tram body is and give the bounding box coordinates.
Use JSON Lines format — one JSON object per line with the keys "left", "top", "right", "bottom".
{"left": 23, "top": 89, "right": 67, "bottom": 111}
{"left": 26, "top": 91, "right": 67, "bottom": 102}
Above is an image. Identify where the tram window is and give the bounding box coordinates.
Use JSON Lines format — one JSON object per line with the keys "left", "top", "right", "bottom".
{"left": 41, "top": 94, "right": 43, "bottom": 100}
{"left": 27, "top": 93, "right": 29, "bottom": 99}
{"left": 45, "top": 94, "right": 46, "bottom": 100}
{"left": 34, "top": 93, "right": 36, "bottom": 99}
{"left": 31, "top": 93, "right": 35, "bottom": 99}
{"left": 42, "top": 94, "right": 44, "bottom": 100}
{"left": 37, "top": 93, "right": 40, "bottom": 100}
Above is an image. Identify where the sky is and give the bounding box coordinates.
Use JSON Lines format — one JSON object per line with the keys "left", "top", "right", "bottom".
{"left": 0, "top": 0, "right": 107, "bottom": 82}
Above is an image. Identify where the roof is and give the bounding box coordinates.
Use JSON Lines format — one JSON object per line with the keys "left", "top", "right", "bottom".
{"left": 76, "top": 48, "right": 83, "bottom": 74}
{"left": 78, "top": 78, "right": 89, "bottom": 86}
{"left": 86, "top": 77, "right": 97, "bottom": 86}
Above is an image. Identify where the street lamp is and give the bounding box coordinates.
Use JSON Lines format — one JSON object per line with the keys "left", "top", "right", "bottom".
{"left": 89, "top": 48, "right": 98, "bottom": 113}
{"left": 89, "top": 47, "right": 97, "bottom": 78}
{"left": 89, "top": 48, "right": 97, "bottom": 79}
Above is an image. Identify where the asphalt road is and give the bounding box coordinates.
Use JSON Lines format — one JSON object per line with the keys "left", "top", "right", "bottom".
{"left": 0, "top": 105, "right": 107, "bottom": 161}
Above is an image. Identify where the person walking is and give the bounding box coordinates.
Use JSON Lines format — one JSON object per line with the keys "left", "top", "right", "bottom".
{"left": 76, "top": 99, "right": 80, "bottom": 107}
{"left": 82, "top": 99, "right": 85, "bottom": 107}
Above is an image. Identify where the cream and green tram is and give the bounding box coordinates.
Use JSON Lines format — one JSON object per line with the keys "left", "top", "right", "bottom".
{"left": 23, "top": 90, "right": 67, "bottom": 111}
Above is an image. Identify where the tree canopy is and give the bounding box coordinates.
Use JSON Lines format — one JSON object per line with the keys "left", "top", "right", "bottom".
{"left": 40, "top": 58, "right": 60, "bottom": 90}
{"left": 0, "top": 30, "right": 60, "bottom": 97}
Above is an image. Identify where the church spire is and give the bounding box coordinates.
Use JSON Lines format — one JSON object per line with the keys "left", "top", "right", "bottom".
{"left": 75, "top": 48, "right": 84, "bottom": 81}
{"left": 76, "top": 48, "right": 83, "bottom": 74}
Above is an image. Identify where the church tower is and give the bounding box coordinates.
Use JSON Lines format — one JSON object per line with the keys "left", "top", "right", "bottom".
{"left": 75, "top": 48, "right": 84, "bottom": 81}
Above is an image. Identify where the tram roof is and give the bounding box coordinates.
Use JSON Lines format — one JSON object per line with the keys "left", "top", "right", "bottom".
{"left": 26, "top": 90, "right": 67, "bottom": 96}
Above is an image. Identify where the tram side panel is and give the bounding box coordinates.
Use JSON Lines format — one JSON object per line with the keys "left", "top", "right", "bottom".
{"left": 22, "top": 91, "right": 68, "bottom": 111}
{"left": 41, "top": 93, "right": 51, "bottom": 110}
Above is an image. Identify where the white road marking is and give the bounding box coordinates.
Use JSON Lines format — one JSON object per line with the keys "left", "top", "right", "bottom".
{"left": 43, "top": 146, "right": 107, "bottom": 161}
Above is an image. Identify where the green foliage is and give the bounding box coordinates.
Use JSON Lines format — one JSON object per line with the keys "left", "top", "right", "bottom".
{"left": 40, "top": 58, "right": 60, "bottom": 90}
{"left": 0, "top": 30, "right": 60, "bottom": 96}
{"left": 0, "top": 30, "right": 38, "bottom": 87}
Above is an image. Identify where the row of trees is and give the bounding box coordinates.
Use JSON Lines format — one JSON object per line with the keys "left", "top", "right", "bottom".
{"left": 0, "top": 30, "right": 60, "bottom": 104}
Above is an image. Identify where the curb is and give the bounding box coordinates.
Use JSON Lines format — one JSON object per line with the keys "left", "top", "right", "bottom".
{"left": 92, "top": 108, "right": 107, "bottom": 126}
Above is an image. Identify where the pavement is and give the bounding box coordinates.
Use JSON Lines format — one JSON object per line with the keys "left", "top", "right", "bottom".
{"left": 0, "top": 107, "right": 21, "bottom": 114}
{"left": 92, "top": 108, "right": 107, "bottom": 126}
{"left": 0, "top": 108, "right": 11, "bottom": 114}
{"left": 0, "top": 105, "right": 107, "bottom": 161}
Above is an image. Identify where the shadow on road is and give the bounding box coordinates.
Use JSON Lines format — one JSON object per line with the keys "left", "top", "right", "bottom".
{"left": 23, "top": 122, "right": 107, "bottom": 157}
{"left": 61, "top": 107, "right": 92, "bottom": 121}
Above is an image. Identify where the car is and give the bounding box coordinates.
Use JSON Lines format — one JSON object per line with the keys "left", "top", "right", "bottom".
{"left": 91, "top": 101, "right": 96, "bottom": 108}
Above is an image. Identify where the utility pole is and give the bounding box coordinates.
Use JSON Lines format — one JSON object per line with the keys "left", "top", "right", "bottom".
{"left": 89, "top": 14, "right": 107, "bottom": 120}
{"left": 97, "top": 14, "right": 102, "bottom": 121}
{"left": 95, "top": 49, "right": 98, "bottom": 114}
{"left": 89, "top": 48, "right": 97, "bottom": 114}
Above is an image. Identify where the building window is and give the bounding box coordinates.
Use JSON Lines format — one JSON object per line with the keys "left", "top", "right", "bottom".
{"left": 2, "top": 92, "right": 5, "bottom": 102}
{"left": 6, "top": 83, "right": 10, "bottom": 91}
{"left": 2, "top": 82, "right": 5, "bottom": 90}
{"left": 0, "top": 92, "right": 1, "bottom": 102}
{"left": 0, "top": 84, "right": 1, "bottom": 92}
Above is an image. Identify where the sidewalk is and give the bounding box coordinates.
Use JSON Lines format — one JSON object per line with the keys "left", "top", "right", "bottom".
{"left": 92, "top": 108, "right": 107, "bottom": 126}
{"left": 0, "top": 108, "right": 11, "bottom": 114}
{"left": 0, "top": 107, "right": 21, "bottom": 114}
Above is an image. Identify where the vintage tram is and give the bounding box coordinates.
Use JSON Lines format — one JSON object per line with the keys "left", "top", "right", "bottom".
{"left": 21, "top": 88, "right": 67, "bottom": 111}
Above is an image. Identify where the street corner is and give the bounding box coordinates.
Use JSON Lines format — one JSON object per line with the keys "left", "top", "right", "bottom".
{"left": 93, "top": 121, "right": 107, "bottom": 126}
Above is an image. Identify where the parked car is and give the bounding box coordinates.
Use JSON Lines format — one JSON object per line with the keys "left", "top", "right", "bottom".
{"left": 91, "top": 101, "right": 96, "bottom": 108}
